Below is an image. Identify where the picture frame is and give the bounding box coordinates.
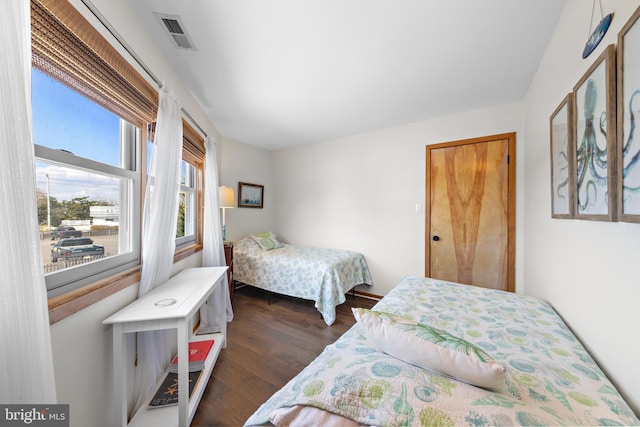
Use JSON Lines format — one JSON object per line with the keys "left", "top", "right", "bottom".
{"left": 550, "top": 94, "right": 576, "bottom": 218}
{"left": 572, "top": 44, "right": 617, "bottom": 221}
{"left": 238, "top": 182, "right": 264, "bottom": 208}
{"left": 617, "top": 6, "right": 640, "bottom": 223}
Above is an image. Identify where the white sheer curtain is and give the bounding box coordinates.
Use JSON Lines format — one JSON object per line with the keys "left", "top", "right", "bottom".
{"left": 132, "top": 86, "right": 183, "bottom": 413}
{"left": 198, "top": 138, "right": 234, "bottom": 335}
{"left": 0, "top": 0, "right": 57, "bottom": 404}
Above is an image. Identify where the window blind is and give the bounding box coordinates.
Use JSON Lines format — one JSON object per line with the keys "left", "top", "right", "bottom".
{"left": 182, "top": 120, "right": 206, "bottom": 160}
{"left": 31, "top": 0, "right": 158, "bottom": 126}
{"left": 148, "top": 120, "right": 205, "bottom": 163}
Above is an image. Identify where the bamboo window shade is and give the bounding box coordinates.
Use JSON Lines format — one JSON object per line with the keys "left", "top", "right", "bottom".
{"left": 30, "top": 0, "right": 158, "bottom": 127}
{"left": 182, "top": 121, "right": 205, "bottom": 160}
{"left": 147, "top": 120, "right": 205, "bottom": 163}
{"left": 30, "top": 0, "right": 205, "bottom": 158}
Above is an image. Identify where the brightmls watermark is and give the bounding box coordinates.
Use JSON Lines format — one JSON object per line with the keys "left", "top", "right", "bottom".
{"left": 0, "top": 405, "right": 68, "bottom": 427}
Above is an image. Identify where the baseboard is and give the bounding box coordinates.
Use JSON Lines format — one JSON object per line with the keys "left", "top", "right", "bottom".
{"left": 352, "top": 289, "right": 382, "bottom": 301}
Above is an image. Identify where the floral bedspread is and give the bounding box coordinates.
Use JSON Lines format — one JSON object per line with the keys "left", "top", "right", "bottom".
{"left": 245, "top": 276, "right": 639, "bottom": 426}
{"left": 233, "top": 237, "right": 372, "bottom": 325}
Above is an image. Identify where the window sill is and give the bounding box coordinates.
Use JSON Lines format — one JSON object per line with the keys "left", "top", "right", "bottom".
{"left": 48, "top": 265, "right": 141, "bottom": 325}
{"left": 174, "top": 242, "right": 203, "bottom": 262}
{"left": 48, "top": 243, "right": 203, "bottom": 324}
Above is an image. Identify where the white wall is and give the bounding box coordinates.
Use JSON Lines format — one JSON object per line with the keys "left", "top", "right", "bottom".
{"left": 50, "top": 284, "right": 136, "bottom": 427}
{"left": 523, "top": 0, "right": 640, "bottom": 414}
{"left": 273, "top": 101, "right": 525, "bottom": 296}
{"left": 219, "top": 137, "right": 276, "bottom": 242}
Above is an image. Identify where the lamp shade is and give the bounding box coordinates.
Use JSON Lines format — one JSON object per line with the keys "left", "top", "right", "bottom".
{"left": 219, "top": 185, "right": 235, "bottom": 208}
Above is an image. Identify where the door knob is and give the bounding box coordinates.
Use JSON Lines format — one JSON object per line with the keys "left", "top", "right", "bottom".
{"left": 432, "top": 235, "right": 440, "bottom": 241}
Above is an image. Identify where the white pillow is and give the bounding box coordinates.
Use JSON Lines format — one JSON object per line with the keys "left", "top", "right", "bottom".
{"left": 250, "top": 231, "right": 284, "bottom": 250}
{"left": 352, "top": 308, "right": 510, "bottom": 394}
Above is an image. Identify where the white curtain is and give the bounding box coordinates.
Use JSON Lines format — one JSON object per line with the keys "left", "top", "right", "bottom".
{"left": 0, "top": 0, "right": 57, "bottom": 404}
{"left": 132, "top": 86, "right": 183, "bottom": 413}
{"left": 199, "top": 138, "right": 234, "bottom": 335}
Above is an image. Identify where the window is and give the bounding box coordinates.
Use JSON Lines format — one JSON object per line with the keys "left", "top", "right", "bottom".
{"left": 144, "top": 147, "right": 197, "bottom": 245}
{"left": 31, "top": 0, "right": 157, "bottom": 303}
{"left": 33, "top": 69, "right": 140, "bottom": 295}
{"left": 179, "top": 122, "right": 206, "bottom": 251}
{"left": 177, "top": 160, "right": 196, "bottom": 244}
{"left": 31, "top": 0, "right": 205, "bottom": 315}
{"left": 146, "top": 123, "right": 204, "bottom": 249}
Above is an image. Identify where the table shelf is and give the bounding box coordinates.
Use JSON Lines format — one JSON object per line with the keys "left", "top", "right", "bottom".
{"left": 128, "top": 333, "right": 224, "bottom": 426}
{"left": 104, "top": 267, "right": 227, "bottom": 427}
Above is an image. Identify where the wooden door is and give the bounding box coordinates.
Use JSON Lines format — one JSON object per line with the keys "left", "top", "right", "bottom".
{"left": 425, "top": 133, "right": 515, "bottom": 292}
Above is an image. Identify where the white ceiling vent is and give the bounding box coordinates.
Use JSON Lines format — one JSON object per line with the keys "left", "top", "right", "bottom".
{"left": 154, "top": 13, "right": 195, "bottom": 50}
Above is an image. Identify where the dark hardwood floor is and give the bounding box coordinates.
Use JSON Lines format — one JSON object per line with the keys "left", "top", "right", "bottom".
{"left": 190, "top": 285, "right": 377, "bottom": 427}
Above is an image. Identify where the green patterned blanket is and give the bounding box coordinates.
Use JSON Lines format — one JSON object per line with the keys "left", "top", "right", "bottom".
{"left": 234, "top": 236, "right": 372, "bottom": 325}
{"left": 245, "top": 276, "right": 639, "bottom": 426}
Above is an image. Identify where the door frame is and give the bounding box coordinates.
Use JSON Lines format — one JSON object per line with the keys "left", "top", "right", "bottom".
{"left": 425, "top": 132, "right": 516, "bottom": 292}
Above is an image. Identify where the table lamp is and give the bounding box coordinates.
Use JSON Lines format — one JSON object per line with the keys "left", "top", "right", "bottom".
{"left": 219, "top": 185, "right": 234, "bottom": 242}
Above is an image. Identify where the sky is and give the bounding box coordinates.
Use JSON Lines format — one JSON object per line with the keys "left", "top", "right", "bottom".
{"left": 32, "top": 68, "right": 125, "bottom": 203}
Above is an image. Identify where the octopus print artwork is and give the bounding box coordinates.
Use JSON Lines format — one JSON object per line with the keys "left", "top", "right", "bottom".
{"left": 574, "top": 45, "right": 615, "bottom": 219}
{"left": 576, "top": 77, "right": 608, "bottom": 214}
{"left": 550, "top": 95, "right": 574, "bottom": 218}
{"left": 619, "top": 8, "right": 640, "bottom": 219}
{"left": 620, "top": 87, "right": 640, "bottom": 215}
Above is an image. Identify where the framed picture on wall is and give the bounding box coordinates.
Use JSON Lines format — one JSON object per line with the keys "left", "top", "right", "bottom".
{"left": 573, "top": 44, "right": 617, "bottom": 221}
{"left": 238, "top": 182, "right": 264, "bottom": 208}
{"left": 617, "top": 6, "right": 640, "bottom": 223}
{"left": 549, "top": 94, "right": 576, "bottom": 218}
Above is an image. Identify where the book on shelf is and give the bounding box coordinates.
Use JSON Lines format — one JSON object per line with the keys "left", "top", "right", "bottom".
{"left": 168, "top": 339, "right": 215, "bottom": 373}
{"left": 148, "top": 370, "right": 202, "bottom": 409}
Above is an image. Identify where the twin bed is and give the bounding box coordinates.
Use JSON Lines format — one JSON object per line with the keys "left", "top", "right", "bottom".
{"left": 245, "top": 276, "right": 639, "bottom": 426}
{"left": 233, "top": 233, "right": 373, "bottom": 325}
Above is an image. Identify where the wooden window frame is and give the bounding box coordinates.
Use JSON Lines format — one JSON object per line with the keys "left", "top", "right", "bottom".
{"left": 175, "top": 121, "right": 205, "bottom": 259}
{"left": 34, "top": 0, "right": 205, "bottom": 323}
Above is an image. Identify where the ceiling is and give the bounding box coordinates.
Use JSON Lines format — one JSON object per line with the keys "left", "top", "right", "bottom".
{"left": 131, "top": 1, "right": 567, "bottom": 151}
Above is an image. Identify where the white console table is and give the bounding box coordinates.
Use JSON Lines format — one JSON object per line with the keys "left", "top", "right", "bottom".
{"left": 104, "top": 267, "right": 227, "bottom": 427}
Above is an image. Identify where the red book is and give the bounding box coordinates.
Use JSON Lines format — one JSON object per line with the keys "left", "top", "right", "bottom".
{"left": 169, "top": 339, "right": 214, "bottom": 373}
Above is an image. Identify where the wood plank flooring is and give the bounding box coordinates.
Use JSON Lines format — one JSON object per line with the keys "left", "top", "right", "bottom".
{"left": 191, "top": 285, "right": 378, "bottom": 427}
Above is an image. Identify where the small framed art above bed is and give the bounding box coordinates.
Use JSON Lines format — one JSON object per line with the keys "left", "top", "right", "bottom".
{"left": 233, "top": 232, "right": 373, "bottom": 326}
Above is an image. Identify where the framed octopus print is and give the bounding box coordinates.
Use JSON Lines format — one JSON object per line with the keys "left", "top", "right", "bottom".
{"left": 550, "top": 94, "right": 576, "bottom": 218}
{"left": 573, "top": 44, "right": 617, "bottom": 221}
{"left": 617, "top": 6, "right": 640, "bottom": 222}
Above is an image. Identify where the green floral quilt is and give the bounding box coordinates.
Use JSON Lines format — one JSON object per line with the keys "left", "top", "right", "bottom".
{"left": 245, "top": 276, "right": 639, "bottom": 426}
{"left": 233, "top": 236, "right": 372, "bottom": 325}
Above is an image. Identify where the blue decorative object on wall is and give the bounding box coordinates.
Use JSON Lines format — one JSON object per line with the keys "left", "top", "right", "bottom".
{"left": 582, "top": 13, "right": 613, "bottom": 59}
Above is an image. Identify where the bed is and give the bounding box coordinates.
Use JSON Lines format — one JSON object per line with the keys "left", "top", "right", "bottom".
{"left": 245, "top": 276, "right": 639, "bottom": 426}
{"left": 233, "top": 233, "right": 373, "bottom": 326}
